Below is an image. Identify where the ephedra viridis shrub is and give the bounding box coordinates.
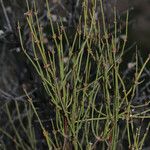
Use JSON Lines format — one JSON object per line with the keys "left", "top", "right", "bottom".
{"left": 17, "top": 0, "right": 150, "bottom": 149}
